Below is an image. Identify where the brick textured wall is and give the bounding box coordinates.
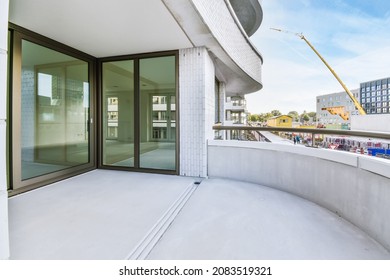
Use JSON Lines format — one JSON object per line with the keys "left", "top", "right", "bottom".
{"left": 192, "top": 0, "right": 262, "bottom": 83}
{"left": 179, "top": 47, "right": 215, "bottom": 177}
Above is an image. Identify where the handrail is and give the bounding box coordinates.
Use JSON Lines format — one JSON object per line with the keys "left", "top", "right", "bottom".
{"left": 213, "top": 125, "right": 390, "bottom": 140}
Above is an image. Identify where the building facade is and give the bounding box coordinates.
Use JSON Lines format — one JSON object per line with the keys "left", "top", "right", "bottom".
{"left": 0, "top": 0, "right": 263, "bottom": 259}
{"left": 267, "top": 115, "right": 293, "bottom": 128}
{"left": 316, "top": 89, "right": 360, "bottom": 127}
{"left": 360, "top": 77, "right": 390, "bottom": 115}
{"left": 224, "top": 96, "right": 249, "bottom": 139}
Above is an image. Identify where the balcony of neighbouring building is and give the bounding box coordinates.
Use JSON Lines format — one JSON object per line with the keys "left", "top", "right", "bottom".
{"left": 7, "top": 141, "right": 390, "bottom": 260}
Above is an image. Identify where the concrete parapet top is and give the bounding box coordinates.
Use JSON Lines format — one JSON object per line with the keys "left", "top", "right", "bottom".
{"left": 208, "top": 140, "right": 390, "bottom": 179}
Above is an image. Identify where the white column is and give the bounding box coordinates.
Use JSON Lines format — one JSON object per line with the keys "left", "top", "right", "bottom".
{"left": 0, "top": 0, "right": 10, "bottom": 260}
{"left": 179, "top": 47, "right": 215, "bottom": 177}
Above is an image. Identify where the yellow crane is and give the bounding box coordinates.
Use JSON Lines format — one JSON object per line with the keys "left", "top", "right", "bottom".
{"left": 270, "top": 28, "right": 366, "bottom": 117}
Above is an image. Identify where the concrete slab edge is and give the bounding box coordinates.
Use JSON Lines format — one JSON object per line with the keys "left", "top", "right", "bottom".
{"left": 358, "top": 156, "right": 390, "bottom": 178}
{"left": 126, "top": 181, "right": 198, "bottom": 260}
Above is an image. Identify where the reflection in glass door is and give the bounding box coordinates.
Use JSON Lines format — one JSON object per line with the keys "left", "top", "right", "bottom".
{"left": 12, "top": 38, "right": 93, "bottom": 190}
{"left": 140, "top": 56, "right": 176, "bottom": 170}
{"left": 102, "top": 60, "right": 135, "bottom": 167}
{"left": 151, "top": 95, "right": 175, "bottom": 142}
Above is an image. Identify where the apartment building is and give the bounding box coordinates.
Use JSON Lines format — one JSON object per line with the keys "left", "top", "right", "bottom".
{"left": 316, "top": 89, "right": 360, "bottom": 127}
{"left": 360, "top": 77, "right": 390, "bottom": 115}
{"left": 224, "top": 96, "right": 248, "bottom": 139}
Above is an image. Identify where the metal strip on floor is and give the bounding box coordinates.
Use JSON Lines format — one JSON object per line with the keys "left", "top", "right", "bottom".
{"left": 126, "top": 181, "right": 199, "bottom": 260}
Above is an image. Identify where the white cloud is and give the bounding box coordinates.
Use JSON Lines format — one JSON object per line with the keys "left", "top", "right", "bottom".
{"left": 247, "top": 0, "right": 390, "bottom": 114}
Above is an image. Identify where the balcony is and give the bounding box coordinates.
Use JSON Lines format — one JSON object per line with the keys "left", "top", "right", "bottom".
{"left": 8, "top": 140, "right": 390, "bottom": 259}
{"left": 225, "top": 103, "right": 247, "bottom": 111}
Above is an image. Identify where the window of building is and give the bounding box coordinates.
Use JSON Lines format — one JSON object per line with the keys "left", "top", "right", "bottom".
{"left": 383, "top": 108, "right": 388, "bottom": 113}
{"left": 377, "top": 108, "right": 382, "bottom": 113}
{"left": 153, "top": 96, "right": 167, "bottom": 105}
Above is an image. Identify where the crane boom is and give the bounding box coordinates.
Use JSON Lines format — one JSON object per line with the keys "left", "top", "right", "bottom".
{"left": 271, "top": 28, "right": 366, "bottom": 115}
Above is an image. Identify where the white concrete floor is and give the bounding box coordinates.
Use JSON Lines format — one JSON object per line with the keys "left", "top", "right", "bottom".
{"left": 8, "top": 170, "right": 194, "bottom": 259}
{"left": 148, "top": 178, "right": 390, "bottom": 259}
{"left": 8, "top": 171, "right": 390, "bottom": 260}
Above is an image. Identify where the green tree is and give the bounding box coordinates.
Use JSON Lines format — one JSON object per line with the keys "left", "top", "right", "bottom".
{"left": 258, "top": 113, "right": 267, "bottom": 122}
{"left": 287, "top": 111, "right": 299, "bottom": 122}
{"left": 264, "top": 112, "right": 274, "bottom": 121}
{"left": 271, "top": 109, "right": 282, "bottom": 116}
{"left": 307, "top": 112, "right": 317, "bottom": 122}
{"left": 302, "top": 114, "right": 310, "bottom": 122}
{"left": 249, "top": 114, "right": 260, "bottom": 122}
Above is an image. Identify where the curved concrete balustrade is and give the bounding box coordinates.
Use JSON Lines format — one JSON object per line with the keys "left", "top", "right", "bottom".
{"left": 208, "top": 140, "right": 390, "bottom": 252}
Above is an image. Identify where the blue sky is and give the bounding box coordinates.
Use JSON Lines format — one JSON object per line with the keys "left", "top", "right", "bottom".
{"left": 246, "top": 0, "right": 390, "bottom": 114}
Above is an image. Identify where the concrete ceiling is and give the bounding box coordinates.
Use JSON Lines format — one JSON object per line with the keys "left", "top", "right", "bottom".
{"left": 9, "top": 0, "right": 193, "bottom": 57}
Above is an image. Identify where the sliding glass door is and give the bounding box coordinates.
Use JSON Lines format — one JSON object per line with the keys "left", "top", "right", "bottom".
{"left": 11, "top": 32, "right": 95, "bottom": 192}
{"left": 101, "top": 54, "right": 177, "bottom": 173}
{"left": 9, "top": 27, "right": 177, "bottom": 194}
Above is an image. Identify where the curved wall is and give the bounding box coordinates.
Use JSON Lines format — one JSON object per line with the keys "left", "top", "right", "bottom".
{"left": 192, "top": 0, "right": 263, "bottom": 92}
{"left": 163, "top": 0, "right": 263, "bottom": 95}
{"left": 208, "top": 140, "right": 390, "bottom": 252}
{"left": 229, "top": 0, "right": 263, "bottom": 37}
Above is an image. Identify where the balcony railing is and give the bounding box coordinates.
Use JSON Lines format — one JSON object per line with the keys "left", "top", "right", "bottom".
{"left": 213, "top": 125, "right": 390, "bottom": 158}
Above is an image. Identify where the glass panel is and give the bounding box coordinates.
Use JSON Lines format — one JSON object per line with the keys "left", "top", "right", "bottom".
{"left": 140, "top": 56, "right": 176, "bottom": 170}
{"left": 102, "top": 60, "right": 134, "bottom": 167}
{"left": 21, "top": 40, "right": 90, "bottom": 180}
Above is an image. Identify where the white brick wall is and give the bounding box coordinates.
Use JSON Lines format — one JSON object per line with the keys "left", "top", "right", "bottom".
{"left": 179, "top": 47, "right": 215, "bottom": 177}
{"left": 0, "top": 0, "right": 10, "bottom": 260}
{"left": 192, "top": 0, "right": 262, "bottom": 83}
